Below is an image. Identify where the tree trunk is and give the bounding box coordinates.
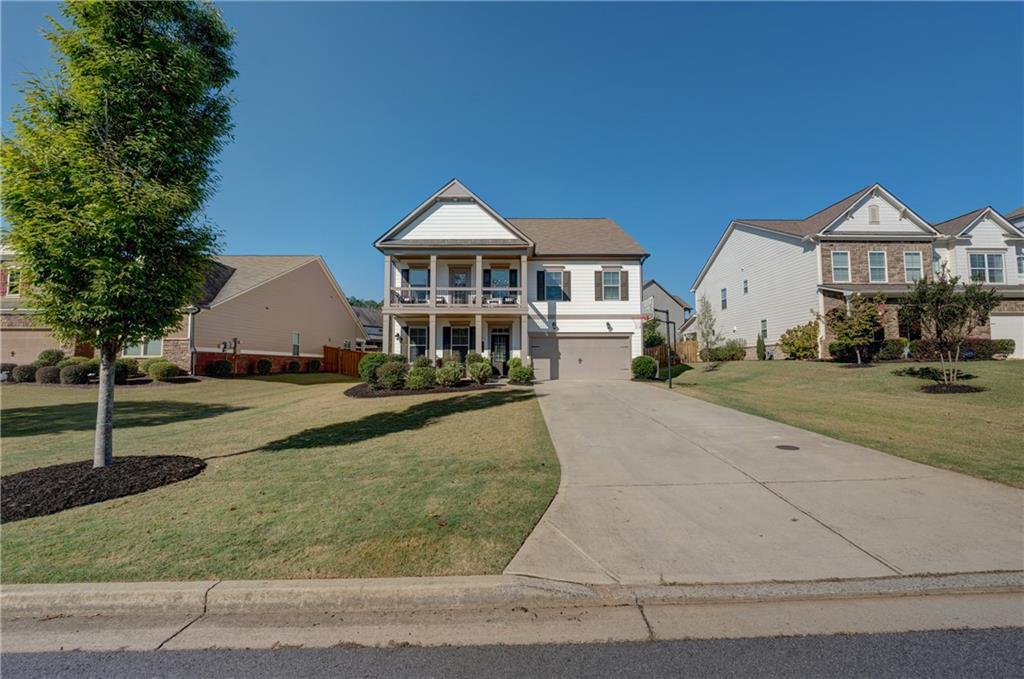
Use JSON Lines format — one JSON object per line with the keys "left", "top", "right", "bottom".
{"left": 854, "top": 347, "right": 862, "bottom": 364}
{"left": 93, "top": 343, "right": 116, "bottom": 468}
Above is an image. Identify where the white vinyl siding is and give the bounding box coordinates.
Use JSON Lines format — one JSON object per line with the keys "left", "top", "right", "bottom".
{"left": 827, "top": 194, "right": 930, "bottom": 235}
{"left": 951, "top": 216, "right": 1021, "bottom": 285}
{"left": 831, "top": 251, "right": 851, "bottom": 283}
{"left": 394, "top": 202, "right": 519, "bottom": 241}
{"left": 868, "top": 251, "right": 887, "bottom": 283}
{"left": 904, "top": 252, "right": 923, "bottom": 282}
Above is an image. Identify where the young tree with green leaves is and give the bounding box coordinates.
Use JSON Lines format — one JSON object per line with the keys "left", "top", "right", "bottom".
{"left": 1, "top": 1, "right": 235, "bottom": 467}
{"left": 819, "top": 294, "right": 885, "bottom": 365}
{"left": 643, "top": 317, "right": 665, "bottom": 348}
{"left": 900, "top": 276, "right": 1000, "bottom": 384}
{"left": 756, "top": 333, "right": 766, "bottom": 360}
{"left": 695, "top": 293, "right": 722, "bottom": 361}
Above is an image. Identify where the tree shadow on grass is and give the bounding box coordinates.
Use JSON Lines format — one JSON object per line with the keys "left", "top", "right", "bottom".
{"left": 2, "top": 401, "right": 249, "bottom": 438}
{"left": 206, "top": 389, "right": 538, "bottom": 460}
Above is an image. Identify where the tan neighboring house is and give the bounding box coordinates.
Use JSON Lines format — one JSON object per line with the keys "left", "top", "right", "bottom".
{"left": 691, "top": 184, "right": 1024, "bottom": 359}
{"left": 375, "top": 179, "right": 649, "bottom": 380}
{"left": 1, "top": 251, "right": 366, "bottom": 374}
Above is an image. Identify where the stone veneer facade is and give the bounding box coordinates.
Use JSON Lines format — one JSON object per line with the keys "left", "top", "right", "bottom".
{"left": 820, "top": 241, "right": 932, "bottom": 285}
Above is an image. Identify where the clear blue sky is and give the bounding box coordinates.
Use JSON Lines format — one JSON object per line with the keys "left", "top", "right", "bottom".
{"left": 4, "top": 1, "right": 1022, "bottom": 302}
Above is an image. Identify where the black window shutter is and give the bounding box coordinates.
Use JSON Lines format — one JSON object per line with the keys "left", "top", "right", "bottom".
{"left": 510, "top": 269, "right": 518, "bottom": 287}
{"left": 562, "top": 271, "right": 571, "bottom": 301}
{"left": 483, "top": 269, "right": 491, "bottom": 288}
{"left": 594, "top": 271, "right": 603, "bottom": 301}
{"left": 442, "top": 326, "right": 451, "bottom": 350}
{"left": 537, "top": 270, "right": 546, "bottom": 301}
{"left": 620, "top": 270, "right": 629, "bottom": 301}
{"left": 469, "top": 326, "right": 476, "bottom": 350}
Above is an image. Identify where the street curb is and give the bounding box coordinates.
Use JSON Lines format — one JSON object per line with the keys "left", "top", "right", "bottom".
{"left": 2, "top": 571, "right": 1021, "bottom": 619}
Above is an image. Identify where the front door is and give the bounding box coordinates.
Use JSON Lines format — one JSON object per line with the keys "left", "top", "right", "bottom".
{"left": 490, "top": 330, "right": 510, "bottom": 376}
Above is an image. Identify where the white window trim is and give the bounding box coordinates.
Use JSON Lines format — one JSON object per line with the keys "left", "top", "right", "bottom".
{"left": 4, "top": 267, "right": 22, "bottom": 297}
{"left": 867, "top": 251, "right": 888, "bottom": 283}
{"left": 602, "top": 270, "right": 621, "bottom": 301}
{"left": 868, "top": 205, "right": 880, "bottom": 225}
{"left": 968, "top": 251, "right": 1005, "bottom": 284}
{"left": 291, "top": 332, "right": 301, "bottom": 357}
{"left": 831, "top": 251, "right": 851, "bottom": 283}
{"left": 903, "top": 251, "right": 924, "bottom": 283}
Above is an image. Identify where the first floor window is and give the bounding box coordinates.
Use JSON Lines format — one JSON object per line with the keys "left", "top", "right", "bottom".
{"left": 868, "top": 251, "right": 887, "bottom": 283}
{"left": 904, "top": 251, "right": 923, "bottom": 282}
{"left": 831, "top": 251, "right": 850, "bottom": 283}
{"left": 124, "top": 338, "right": 162, "bottom": 357}
{"left": 545, "top": 271, "right": 565, "bottom": 301}
{"left": 292, "top": 332, "right": 300, "bottom": 356}
{"left": 1017, "top": 254, "right": 1024, "bottom": 276}
{"left": 3, "top": 267, "right": 22, "bottom": 296}
{"left": 602, "top": 271, "right": 621, "bottom": 300}
{"left": 720, "top": 287, "right": 727, "bottom": 310}
{"left": 760, "top": 319, "right": 767, "bottom": 339}
{"left": 969, "top": 253, "right": 1004, "bottom": 283}
{"left": 450, "top": 326, "right": 470, "bottom": 362}
{"left": 408, "top": 327, "right": 427, "bottom": 361}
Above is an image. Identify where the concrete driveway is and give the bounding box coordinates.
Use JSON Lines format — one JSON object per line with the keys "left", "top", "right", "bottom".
{"left": 506, "top": 380, "right": 1024, "bottom": 585}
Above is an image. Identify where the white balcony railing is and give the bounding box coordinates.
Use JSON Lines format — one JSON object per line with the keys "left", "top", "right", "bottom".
{"left": 388, "top": 287, "right": 523, "bottom": 308}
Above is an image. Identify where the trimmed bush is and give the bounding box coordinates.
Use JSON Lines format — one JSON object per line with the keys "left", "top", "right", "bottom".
{"left": 308, "top": 358, "right": 322, "bottom": 373}
{"left": 701, "top": 339, "right": 747, "bottom": 362}
{"left": 507, "top": 356, "right": 523, "bottom": 371}
{"left": 878, "top": 338, "right": 909, "bottom": 361}
{"left": 148, "top": 361, "right": 181, "bottom": 381}
{"left": 508, "top": 364, "right": 535, "bottom": 385}
{"left": 413, "top": 355, "right": 432, "bottom": 368}
{"left": 358, "top": 352, "right": 404, "bottom": 384}
{"left": 138, "top": 357, "right": 165, "bottom": 374}
{"left": 34, "top": 348, "right": 65, "bottom": 367}
{"left": 375, "top": 361, "right": 407, "bottom": 390}
{"left": 36, "top": 365, "right": 61, "bottom": 384}
{"left": 113, "top": 359, "right": 131, "bottom": 385}
{"left": 204, "top": 359, "right": 233, "bottom": 378}
{"left": 59, "top": 363, "right": 91, "bottom": 384}
{"left": 631, "top": 355, "right": 658, "bottom": 379}
{"left": 436, "top": 361, "right": 463, "bottom": 387}
{"left": 756, "top": 334, "right": 766, "bottom": 361}
{"left": 466, "top": 352, "right": 486, "bottom": 365}
{"left": 117, "top": 357, "right": 141, "bottom": 377}
{"left": 779, "top": 321, "right": 819, "bottom": 360}
{"left": 406, "top": 365, "right": 436, "bottom": 390}
{"left": 991, "top": 339, "right": 1016, "bottom": 356}
{"left": 1, "top": 362, "right": 16, "bottom": 376}
{"left": 908, "top": 338, "right": 1014, "bottom": 361}
{"left": 12, "top": 364, "right": 37, "bottom": 383}
{"left": 256, "top": 358, "right": 273, "bottom": 375}
{"left": 468, "top": 361, "right": 492, "bottom": 385}
{"left": 285, "top": 360, "right": 301, "bottom": 373}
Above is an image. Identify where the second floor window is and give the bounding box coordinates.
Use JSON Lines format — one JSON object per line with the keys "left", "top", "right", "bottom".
{"left": 904, "top": 252, "right": 923, "bottom": 282}
{"left": 760, "top": 319, "right": 767, "bottom": 339}
{"left": 743, "top": 279, "right": 748, "bottom": 294}
{"left": 969, "top": 253, "right": 1004, "bottom": 283}
{"left": 720, "top": 288, "right": 727, "bottom": 310}
{"left": 602, "top": 271, "right": 621, "bottom": 300}
{"left": 1018, "top": 254, "right": 1024, "bottom": 276}
{"left": 407, "top": 268, "right": 429, "bottom": 288}
{"left": 544, "top": 271, "right": 566, "bottom": 301}
{"left": 831, "top": 251, "right": 850, "bottom": 283}
{"left": 868, "top": 251, "right": 887, "bottom": 283}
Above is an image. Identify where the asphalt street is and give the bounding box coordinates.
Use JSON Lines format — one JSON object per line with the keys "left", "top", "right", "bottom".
{"left": 3, "top": 628, "right": 1021, "bottom": 678}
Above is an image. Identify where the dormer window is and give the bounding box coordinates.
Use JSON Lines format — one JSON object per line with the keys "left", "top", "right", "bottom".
{"left": 868, "top": 205, "right": 880, "bottom": 225}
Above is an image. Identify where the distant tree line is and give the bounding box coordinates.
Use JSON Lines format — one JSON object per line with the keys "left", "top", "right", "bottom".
{"left": 348, "top": 297, "right": 383, "bottom": 309}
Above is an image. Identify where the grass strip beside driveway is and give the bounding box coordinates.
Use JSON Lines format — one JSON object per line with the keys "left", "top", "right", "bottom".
{"left": 0, "top": 375, "right": 559, "bottom": 583}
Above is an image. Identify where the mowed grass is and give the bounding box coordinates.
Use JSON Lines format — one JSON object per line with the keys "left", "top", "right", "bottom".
{"left": 660, "top": 360, "right": 1024, "bottom": 487}
{"left": 0, "top": 375, "right": 559, "bottom": 583}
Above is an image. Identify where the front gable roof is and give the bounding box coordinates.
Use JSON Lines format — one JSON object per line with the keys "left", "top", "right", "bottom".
{"left": 932, "top": 207, "right": 1024, "bottom": 238}
{"left": 374, "top": 179, "right": 533, "bottom": 248}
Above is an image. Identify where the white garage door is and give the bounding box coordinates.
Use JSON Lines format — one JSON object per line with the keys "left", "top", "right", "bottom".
{"left": 529, "top": 336, "right": 632, "bottom": 380}
{"left": 990, "top": 314, "right": 1024, "bottom": 359}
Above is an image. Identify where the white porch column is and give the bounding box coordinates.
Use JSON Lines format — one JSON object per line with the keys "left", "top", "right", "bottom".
{"left": 475, "top": 254, "right": 483, "bottom": 307}
{"left": 519, "top": 254, "right": 528, "bottom": 306}
{"left": 382, "top": 313, "right": 392, "bottom": 354}
{"left": 383, "top": 254, "right": 392, "bottom": 308}
{"left": 428, "top": 314, "right": 437, "bottom": 362}
{"left": 520, "top": 313, "right": 530, "bottom": 362}
{"left": 429, "top": 254, "right": 437, "bottom": 308}
{"left": 475, "top": 314, "right": 483, "bottom": 353}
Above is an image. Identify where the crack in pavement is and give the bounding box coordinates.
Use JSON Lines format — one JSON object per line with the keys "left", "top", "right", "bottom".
{"left": 155, "top": 581, "right": 220, "bottom": 651}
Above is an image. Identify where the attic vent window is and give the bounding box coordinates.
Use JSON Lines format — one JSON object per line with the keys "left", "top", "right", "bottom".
{"left": 868, "top": 205, "right": 880, "bottom": 225}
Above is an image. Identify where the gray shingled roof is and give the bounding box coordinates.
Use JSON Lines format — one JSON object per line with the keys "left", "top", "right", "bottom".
{"left": 200, "top": 255, "right": 319, "bottom": 306}
{"left": 931, "top": 207, "right": 988, "bottom": 236}
{"left": 352, "top": 306, "right": 382, "bottom": 330}
{"left": 735, "top": 185, "right": 874, "bottom": 237}
{"left": 1005, "top": 205, "right": 1024, "bottom": 221}
{"left": 507, "top": 218, "right": 648, "bottom": 257}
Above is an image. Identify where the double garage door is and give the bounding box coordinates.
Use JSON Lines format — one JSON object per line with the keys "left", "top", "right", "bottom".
{"left": 991, "top": 314, "right": 1024, "bottom": 359}
{"left": 529, "top": 335, "right": 632, "bottom": 380}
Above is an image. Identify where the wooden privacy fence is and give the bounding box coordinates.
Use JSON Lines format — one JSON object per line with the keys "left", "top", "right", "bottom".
{"left": 644, "top": 340, "right": 699, "bottom": 364}
{"left": 323, "top": 346, "right": 367, "bottom": 378}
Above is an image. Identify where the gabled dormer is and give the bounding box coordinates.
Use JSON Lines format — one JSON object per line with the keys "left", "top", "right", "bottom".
{"left": 817, "top": 184, "right": 937, "bottom": 240}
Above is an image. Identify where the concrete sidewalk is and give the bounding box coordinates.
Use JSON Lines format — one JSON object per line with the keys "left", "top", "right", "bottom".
{"left": 507, "top": 380, "right": 1024, "bottom": 585}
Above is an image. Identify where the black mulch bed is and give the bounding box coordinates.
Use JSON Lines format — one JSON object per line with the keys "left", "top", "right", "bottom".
{"left": 1, "top": 455, "right": 206, "bottom": 524}
{"left": 921, "top": 383, "right": 987, "bottom": 394}
{"left": 344, "top": 381, "right": 501, "bottom": 398}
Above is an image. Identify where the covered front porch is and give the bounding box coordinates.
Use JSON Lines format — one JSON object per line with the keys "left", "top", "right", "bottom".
{"left": 383, "top": 311, "right": 528, "bottom": 375}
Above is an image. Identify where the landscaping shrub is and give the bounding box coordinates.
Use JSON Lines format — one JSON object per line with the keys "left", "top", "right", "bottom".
{"left": 829, "top": 340, "right": 878, "bottom": 364}
{"left": 508, "top": 364, "right": 535, "bottom": 385}
{"left": 285, "top": 360, "right": 301, "bottom": 373}
{"left": 34, "top": 348, "right": 65, "bottom": 367}
{"left": 756, "top": 334, "right": 766, "bottom": 361}
{"left": 36, "top": 365, "right": 61, "bottom": 384}
{"left": 358, "top": 352, "right": 404, "bottom": 384}
{"left": 468, "top": 360, "right": 492, "bottom": 385}
{"left": 406, "top": 365, "right": 436, "bottom": 390}
{"left": 59, "top": 363, "right": 91, "bottom": 384}
{"left": 375, "top": 361, "right": 407, "bottom": 390}
{"left": 507, "top": 356, "right": 523, "bottom": 370}
{"left": 466, "top": 351, "right": 486, "bottom": 365}
{"left": 204, "top": 359, "right": 233, "bottom": 378}
{"left": 117, "top": 357, "right": 141, "bottom": 377}
{"left": 138, "top": 357, "right": 165, "bottom": 374}
{"left": 113, "top": 359, "right": 132, "bottom": 385}
{"left": 909, "top": 338, "right": 1015, "bottom": 361}
{"left": 436, "top": 361, "right": 463, "bottom": 387}
{"left": 308, "top": 359, "right": 321, "bottom": 373}
{"left": 631, "top": 355, "right": 658, "bottom": 379}
{"left": 256, "top": 358, "right": 273, "bottom": 375}
{"left": 878, "top": 338, "right": 909, "bottom": 361}
{"left": 991, "top": 339, "right": 1016, "bottom": 356}
{"left": 1, "top": 362, "right": 16, "bottom": 376}
{"left": 147, "top": 361, "right": 181, "bottom": 381}
{"left": 703, "top": 339, "right": 747, "bottom": 362}
{"left": 778, "top": 321, "right": 819, "bottom": 360}
{"left": 12, "top": 364, "right": 37, "bottom": 383}
{"left": 413, "top": 355, "right": 432, "bottom": 368}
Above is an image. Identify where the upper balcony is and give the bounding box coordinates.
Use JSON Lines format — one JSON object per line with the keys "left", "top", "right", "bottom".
{"left": 383, "top": 254, "right": 528, "bottom": 313}
{"left": 389, "top": 286, "right": 524, "bottom": 309}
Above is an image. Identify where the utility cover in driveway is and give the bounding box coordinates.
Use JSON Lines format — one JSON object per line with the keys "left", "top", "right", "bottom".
{"left": 530, "top": 336, "right": 631, "bottom": 380}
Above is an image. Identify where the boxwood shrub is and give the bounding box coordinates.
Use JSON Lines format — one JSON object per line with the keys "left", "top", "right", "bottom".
{"left": 508, "top": 364, "right": 535, "bottom": 385}
{"left": 34, "top": 348, "right": 65, "bottom": 367}
{"left": 285, "top": 360, "right": 301, "bottom": 373}
{"left": 468, "top": 361, "right": 492, "bottom": 385}
{"left": 36, "top": 365, "right": 61, "bottom": 384}
{"left": 358, "top": 352, "right": 406, "bottom": 385}
{"left": 466, "top": 351, "right": 486, "bottom": 365}
{"left": 909, "top": 338, "right": 1016, "bottom": 361}
{"left": 506, "top": 356, "right": 523, "bottom": 371}
{"left": 147, "top": 361, "right": 181, "bottom": 381}
{"left": 256, "top": 358, "right": 273, "bottom": 375}
{"left": 117, "top": 357, "right": 141, "bottom": 377}
{"left": 631, "top": 355, "right": 658, "bottom": 379}
{"left": 877, "top": 338, "right": 909, "bottom": 361}
{"left": 137, "top": 357, "right": 166, "bottom": 374}
{"left": 406, "top": 365, "right": 436, "bottom": 390}
{"left": 204, "top": 359, "right": 233, "bottom": 378}
{"left": 436, "top": 361, "right": 463, "bottom": 387}
{"left": 375, "top": 361, "right": 407, "bottom": 390}
{"left": 413, "top": 355, "right": 432, "bottom": 368}
{"left": 12, "top": 364, "right": 37, "bottom": 383}
{"left": 59, "top": 364, "right": 91, "bottom": 384}
{"left": 308, "top": 358, "right": 321, "bottom": 373}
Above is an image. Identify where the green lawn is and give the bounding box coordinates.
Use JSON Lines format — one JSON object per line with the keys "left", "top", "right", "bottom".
{"left": 1, "top": 375, "right": 559, "bottom": 583}
{"left": 659, "top": 360, "right": 1024, "bottom": 487}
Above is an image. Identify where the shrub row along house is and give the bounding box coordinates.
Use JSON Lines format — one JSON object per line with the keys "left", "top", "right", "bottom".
{"left": 375, "top": 179, "right": 649, "bottom": 380}
{"left": 691, "top": 185, "right": 1024, "bottom": 359}
{"left": 1, "top": 250, "right": 367, "bottom": 374}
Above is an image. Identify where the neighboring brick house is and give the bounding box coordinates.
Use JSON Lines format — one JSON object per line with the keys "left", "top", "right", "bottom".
{"left": 691, "top": 184, "right": 1024, "bottom": 359}
{"left": 1, "top": 251, "right": 367, "bottom": 373}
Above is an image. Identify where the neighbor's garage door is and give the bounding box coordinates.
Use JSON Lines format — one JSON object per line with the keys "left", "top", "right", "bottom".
{"left": 990, "top": 314, "right": 1024, "bottom": 359}
{"left": 530, "top": 336, "right": 632, "bottom": 380}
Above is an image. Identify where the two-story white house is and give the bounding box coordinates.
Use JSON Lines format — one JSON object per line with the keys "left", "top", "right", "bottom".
{"left": 374, "top": 179, "right": 649, "bottom": 379}
{"left": 691, "top": 184, "right": 1024, "bottom": 359}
